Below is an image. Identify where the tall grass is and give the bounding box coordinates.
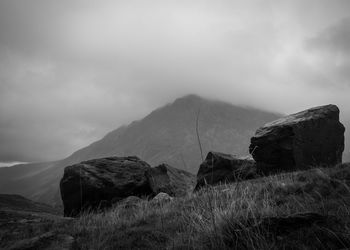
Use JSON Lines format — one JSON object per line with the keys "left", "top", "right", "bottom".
{"left": 70, "top": 165, "right": 350, "bottom": 249}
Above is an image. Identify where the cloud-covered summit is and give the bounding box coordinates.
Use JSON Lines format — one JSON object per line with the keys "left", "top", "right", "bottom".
{"left": 0, "top": 0, "right": 349, "bottom": 162}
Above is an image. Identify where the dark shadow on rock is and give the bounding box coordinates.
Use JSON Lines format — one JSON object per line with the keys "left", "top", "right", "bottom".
{"left": 195, "top": 151, "right": 258, "bottom": 190}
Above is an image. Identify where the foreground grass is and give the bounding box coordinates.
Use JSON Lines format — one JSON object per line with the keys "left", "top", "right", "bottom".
{"left": 69, "top": 163, "right": 350, "bottom": 250}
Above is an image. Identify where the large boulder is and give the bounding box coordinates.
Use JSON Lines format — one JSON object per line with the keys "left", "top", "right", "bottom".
{"left": 195, "top": 151, "right": 257, "bottom": 190}
{"left": 60, "top": 156, "right": 153, "bottom": 216}
{"left": 146, "top": 164, "right": 196, "bottom": 197}
{"left": 249, "top": 104, "right": 345, "bottom": 173}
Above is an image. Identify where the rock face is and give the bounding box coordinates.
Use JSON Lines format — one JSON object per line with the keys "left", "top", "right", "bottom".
{"left": 195, "top": 151, "right": 257, "bottom": 190}
{"left": 60, "top": 156, "right": 153, "bottom": 216}
{"left": 249, "top": 104, "right": 345, "bottom": 173}
{"left": 146, "top": 164, "right": 196, "bottom": 197}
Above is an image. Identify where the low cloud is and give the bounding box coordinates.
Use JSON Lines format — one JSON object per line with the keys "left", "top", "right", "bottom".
{"left": 308, "top": 17, "right": 350, "bottom": 54}
{"left": 306, "top": 17, "right": 350, "bottom": 88}
{"left": 0, "top": 0, "right": 350, "bottom": 162}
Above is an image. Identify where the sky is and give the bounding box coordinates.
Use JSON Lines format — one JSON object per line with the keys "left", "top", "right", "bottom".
{"left": 0, "top": 0, "right": 350, "bottom": 163}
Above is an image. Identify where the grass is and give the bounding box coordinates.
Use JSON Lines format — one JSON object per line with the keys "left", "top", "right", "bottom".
{"left": 2, "top": 164, "right": 349, "bottom": 249}
{"left": 65, "top": 163, "right": 350, "bottom": 249}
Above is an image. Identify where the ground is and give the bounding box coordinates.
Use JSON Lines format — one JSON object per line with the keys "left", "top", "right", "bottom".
{"left": 1, "top": 163, "right": 350, "bottom": 249}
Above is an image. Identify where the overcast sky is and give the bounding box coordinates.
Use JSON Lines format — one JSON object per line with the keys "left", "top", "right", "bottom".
{"left": 0, "top": 0, "right": 350, "bottom": 163}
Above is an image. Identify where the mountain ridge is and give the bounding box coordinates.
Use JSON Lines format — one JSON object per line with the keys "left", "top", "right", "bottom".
{"left": 0, "top": 95, "right": 281, "bottom": 205}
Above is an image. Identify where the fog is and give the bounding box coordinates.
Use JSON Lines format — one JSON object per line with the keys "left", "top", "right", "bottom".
{"left": 0, "top": 0, "right": 350, "bottom": 162}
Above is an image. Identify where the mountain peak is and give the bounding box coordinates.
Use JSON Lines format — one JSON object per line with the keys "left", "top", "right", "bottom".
{"left": 0, "top": 96, "right": 282, "bottom": 205}
{"left": 178, "top": 94, "right": 203, "bottom": 100}
{"left": 173, "top": 94, "right": 203, "bottom": 105}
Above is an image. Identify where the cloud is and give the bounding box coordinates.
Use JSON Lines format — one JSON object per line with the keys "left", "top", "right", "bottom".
{"left": 0, "top": 162, "right": 27, "bottom": 168}
{"left": 0, "top": 0, "right": 350, "bottom": 161}
{"left": 308, "top": 17, "right": 350, "bottom": 54}
{"left": 305, "top": 17, "right": 350, "bottom": 88}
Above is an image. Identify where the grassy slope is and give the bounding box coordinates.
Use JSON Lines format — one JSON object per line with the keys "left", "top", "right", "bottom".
{"left": 70, "top": 163, "right": 350, "bottom": 249}
{"left": 2, "top": 163, "right": 350, "bottom": 249}
{"left": 0, "top": 194, "right": 61, "bottom": 214}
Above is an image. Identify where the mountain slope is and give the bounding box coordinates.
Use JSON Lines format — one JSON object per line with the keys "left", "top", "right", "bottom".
{"left": 0, "top": 194, "right": 60, "bottom": 214}
{"left": 0, "top": 95, "right": 281, "bottom": 205}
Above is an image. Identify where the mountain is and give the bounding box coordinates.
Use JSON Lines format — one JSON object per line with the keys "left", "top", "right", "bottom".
{"left": 0, "top": 95, "right": 281, "bottom": 205}
{"left": 0, "top": 194, "right": 60, "bottom": 214}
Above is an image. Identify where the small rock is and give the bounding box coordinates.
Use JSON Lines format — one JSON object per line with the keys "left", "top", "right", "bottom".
{"left": 151, "top": 192, "right": 173, "bottom": 204}
{"left": 18, "top": 219, "right": 28, "bottom": 224}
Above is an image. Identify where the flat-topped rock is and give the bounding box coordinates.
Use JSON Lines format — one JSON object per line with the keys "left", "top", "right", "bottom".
{"left": 60, "top": 156, "right": 153, "bottom": 216}
{"left": 249, "top": 104, "right": 345, "bottom": 173}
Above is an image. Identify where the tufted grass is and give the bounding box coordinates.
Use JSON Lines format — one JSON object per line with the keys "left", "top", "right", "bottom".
{"left": 70, "top": 163, "right": 350, "bottom": 250}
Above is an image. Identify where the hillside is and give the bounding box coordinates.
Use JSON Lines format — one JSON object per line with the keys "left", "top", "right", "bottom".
{"left": 0, "top": 194, "right": 71, "bottom": 250}
{"left": 70, "top": 163, "right": 350, "bottom": 249}
{"left": 1, "top": 163, "right": 350, "bottom": 249}
{"left": 0, "top": 194, "right": 60, "bottom": 214}
{"left": 0, "top": 95, "right": 280, "bottom": 205}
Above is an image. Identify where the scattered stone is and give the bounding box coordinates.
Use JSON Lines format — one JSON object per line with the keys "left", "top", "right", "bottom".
{"left": 250, "top": 104, "right": 345, "bottom": 173}
{"left": 146, "top": 164, "right": 196, "bottom": 197}
{"left": 151, "top": 192, "right": 173, "bottom": 204}
{"left": 195, "top": 151, "right": 257, "bottom": 190}
{"left": 60, "top": 156, "right": 153, "bottom": 216}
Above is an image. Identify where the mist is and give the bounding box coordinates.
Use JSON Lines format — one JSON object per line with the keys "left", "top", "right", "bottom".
{"left": 0, "top": 0, "right": 350, "bottom": 162}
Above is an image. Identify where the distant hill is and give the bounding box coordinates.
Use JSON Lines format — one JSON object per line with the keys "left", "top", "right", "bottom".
{"left": 0, "top": 194, "right": 60, "bottom": 214}
{"left": 0, "top": 95, "right": 281, "bottom": 205}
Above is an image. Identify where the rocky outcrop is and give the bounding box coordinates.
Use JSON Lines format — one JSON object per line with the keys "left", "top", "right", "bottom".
{"left": 60, "top": 156, "right": 153, "bottom": 216}
{"left": 249, "top": 104, "right": 345, "bottom": 173}
{"left": 195, "top": 152, "right": 257, "bottom": 190}
{"left": 146, "top": 164, "right": 196, "bottom": 197}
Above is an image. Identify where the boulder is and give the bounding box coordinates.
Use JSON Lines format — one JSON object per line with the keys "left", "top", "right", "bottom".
{"left": 146, "top": 164, "right": 196, "bottom": 197}
{"left": 60, "top": 156, "right": 153, "bottom": 216}
{"left": 195, "top": 151, "right": 257, "bottom": 190}
{"left": 249, "top": 104, "right": 345, "bottom": 173}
